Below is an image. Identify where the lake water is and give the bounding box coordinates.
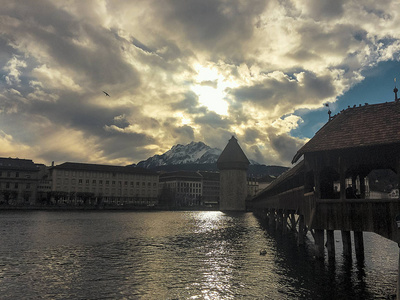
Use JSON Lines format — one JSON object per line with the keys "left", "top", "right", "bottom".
{"left": 0, "top": 210, "right": 398, "bottom": 299}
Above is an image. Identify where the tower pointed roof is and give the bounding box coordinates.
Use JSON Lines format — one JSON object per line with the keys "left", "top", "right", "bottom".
{"left": 217, "top": 136, "right": 250, "bottom": 170}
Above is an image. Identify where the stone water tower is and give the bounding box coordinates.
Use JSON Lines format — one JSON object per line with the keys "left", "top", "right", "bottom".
{"left": 217, "top": 136, "right": 250, "bottom": 211}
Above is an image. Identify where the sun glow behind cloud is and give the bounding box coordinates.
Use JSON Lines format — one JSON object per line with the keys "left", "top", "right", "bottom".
{"left": 191, "top": 65, "right": 233, "bottom": 116}
{"left": 1, "top": 0, "right": 400, "bottom": 167}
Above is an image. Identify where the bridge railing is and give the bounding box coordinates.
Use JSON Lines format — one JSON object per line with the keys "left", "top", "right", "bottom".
{"left": 313, "top": 198, "right": 400, "bottom": 242}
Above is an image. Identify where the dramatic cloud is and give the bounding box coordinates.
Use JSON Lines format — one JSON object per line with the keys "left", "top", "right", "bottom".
{"left": 1, "top": 0, "right": 400, "bottom": 167}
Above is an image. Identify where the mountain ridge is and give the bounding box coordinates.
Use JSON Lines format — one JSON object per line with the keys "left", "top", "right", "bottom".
{"left": 132, "top": 141, "right": 288, "bottom": 177}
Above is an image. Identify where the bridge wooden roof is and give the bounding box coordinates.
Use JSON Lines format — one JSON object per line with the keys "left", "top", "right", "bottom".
{"left": 292, "top": 101, "right": 400, "bottom": 163}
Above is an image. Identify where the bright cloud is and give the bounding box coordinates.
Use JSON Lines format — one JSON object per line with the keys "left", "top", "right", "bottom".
{"left": 1, "top": 0, "right": 400, "bottom": 167}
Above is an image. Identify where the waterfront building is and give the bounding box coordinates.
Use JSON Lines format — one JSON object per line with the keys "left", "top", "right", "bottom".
{"left": 0, "top": 157, "right": 41, "bottom": 204}
{"left": 198, "top": 171, "right": 220, "bottom": 207}
{"left": 247, "top": 178, "right": 259, "bottom": 197}
{"left": 217, "top": 136, "right": 250, "bottom": 211}
{"left": 159, "top": 171, "right": 203, "bottom": 207}
{"left": 50, "top": 162, "right": 159, "bottom": 206}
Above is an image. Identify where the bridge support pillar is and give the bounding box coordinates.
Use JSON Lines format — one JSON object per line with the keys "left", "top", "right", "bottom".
{"left": 282, "top": 210, "right": 288, "bottom": 234}
{"left": 341, "top": 230, "right": 352, "bottom": 258}
{"left": 354, "top": 231, "right": 364, "bottom": 262}
{"left": 276, "top": 210, "right": 283, "bottom": 231}
{"left": 290, "top": 212, "right": 296, "bottom": 232}
{"left": 297, "top": 215, "right": 305, "bottom": 246}
{"left": 268, "top": 209, "right": 275, "bottom": 228}
{"left": 314, "top": 229, "right": 325, "bottom": 259}
{"left": 326, "top": 230, "right": 335, "bottom": 260}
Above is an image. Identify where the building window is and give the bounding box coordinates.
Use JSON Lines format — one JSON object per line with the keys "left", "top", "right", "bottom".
{"left": 14, "top": 183, "right": 18, "bottom": 189}
{"left": 26, "top": 183, "right": 31, "bottom": 189}
{"left": 79, "top": 179, "right": 83, "bottom": 184}
{"left": 93, "top": 180, "right": 96, "bottom": 184}
{"left": 6, "top": 182, "right": 10, "bottom": 188}
{"left": 86, "top": 179, "right": 89, "bottom": 185}
{"left": 16, "top": 172, "right": 19, "bottom": 178}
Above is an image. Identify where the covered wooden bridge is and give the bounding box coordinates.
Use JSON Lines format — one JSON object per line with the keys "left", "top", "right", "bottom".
{"left": 251, "top": 98, "right": 400, "bottom": 265}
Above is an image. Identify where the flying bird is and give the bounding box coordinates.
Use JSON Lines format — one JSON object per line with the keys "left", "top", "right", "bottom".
{"left": 103, "top": 91, "right": 110, "bottom": 97}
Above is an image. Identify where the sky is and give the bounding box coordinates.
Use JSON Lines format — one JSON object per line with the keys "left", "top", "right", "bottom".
{"left": 1, "top": 0, "right": 400, "bottom": 168}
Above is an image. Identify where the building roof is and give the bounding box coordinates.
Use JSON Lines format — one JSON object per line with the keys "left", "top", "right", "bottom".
{"left": 217, "top": 136, "right": 250, "bottom": 170}
{"left": 159, "top": 171, "right": 203, "bottom": 181}
{"left": 253, "top": 160, "right": 304, "bottom": 200}
{"left": 52, "top": 162, "right": 158, "bottom": 175}
{"left": 292, "top": 101, "right": 400, "bottom": 163}
{"left": 198, "top": 171, "right": 220, "bottom": 181}
{"left": 0, "top": 157, "right": 39, "bottom": 171}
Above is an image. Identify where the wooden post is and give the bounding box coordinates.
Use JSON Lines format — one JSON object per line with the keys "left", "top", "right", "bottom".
{"left": 354, "top": 231, "right": 364, "bottom": 261}
{"left": 339, "top": 156, "right": 346, "bottom": 200}
{"left": 298, "top": 214, "right": 305, "bottom": 246}
{"left": 282, "top": 210, "right": 288, "bottom": 234}
{"left": 290, "top": 212, "right": 296, "bottom": 231}
{"left": 269, "top": 209, "right": 276, "bottom": 228}
{"left": 315, "top": 229, "right": 325, "bottom": 259}
{"left": 326, "top": 230, "right": 335, "bottom": 260}
{"left": 276, "top": 210, "right": 283, "bottom": 231}
{"left": 341, "top": 230, "right": 352, "bottom": 257}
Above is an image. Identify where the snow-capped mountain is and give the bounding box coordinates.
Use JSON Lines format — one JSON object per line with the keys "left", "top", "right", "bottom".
{"left": 137, "top": 141, "right": 222, "bottom": 168}
{"left": 133, "top": 141, "right": 288, "bottom": 177}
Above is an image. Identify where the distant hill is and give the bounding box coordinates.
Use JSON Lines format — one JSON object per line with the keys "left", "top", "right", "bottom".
{"left": 131, "top": 141, "right": 288, "bottom": 177}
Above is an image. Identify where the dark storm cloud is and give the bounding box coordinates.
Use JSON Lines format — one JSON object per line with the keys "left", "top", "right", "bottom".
{"left": 157, "top": 0, "right": 267, "bottom": 60}
{"left": 194, "top": 111, "right": 230, "bottom": 128}
{"left": 305, "top": 0, "right": 345, "bottom": 21}
{"left": 170, "top": 91, "right": 207, "bottom": 114}
{"left": 243, "top": 128, "right": 262, "bottom": 144}
{"left": 1, "top": 0, "right": 400, "bottom": 166}
{"left": 231, "top": 71, "right": 336, "bottom": 109}
{"left": 268, "top": 131, "right": 304, "bottom": 163}
{"left": 173, "top": 125, "right": 195, "bottom": 142}
{"left": 248, "top": 145, "right": 266, "bottom": 164}
{"left": 3, "top": 1, "right": 140, "bottom": 88}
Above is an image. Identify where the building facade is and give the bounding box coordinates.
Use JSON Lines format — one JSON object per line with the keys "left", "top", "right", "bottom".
{"left": 50, "top": 162, "right": 159, "bottom": 206}
{"left": 159, "top": 171, "right": 203, "bottom": 207}
{"left": 0, "top": 157, "right": 41, "bottom": 205}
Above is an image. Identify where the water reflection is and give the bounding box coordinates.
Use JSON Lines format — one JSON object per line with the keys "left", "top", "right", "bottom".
{"left": 0, "top": 211, "right": 397, "bottom": 299}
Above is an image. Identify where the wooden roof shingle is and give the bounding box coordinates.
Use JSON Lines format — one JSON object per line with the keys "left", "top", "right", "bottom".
{"left": 292, "top": 101, "right": 400, "bottom": 163}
